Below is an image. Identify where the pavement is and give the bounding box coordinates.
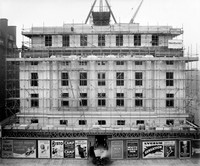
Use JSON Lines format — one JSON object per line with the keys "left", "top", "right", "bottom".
{"left": 0, "top": 158, "right": 200, "bottom": 166}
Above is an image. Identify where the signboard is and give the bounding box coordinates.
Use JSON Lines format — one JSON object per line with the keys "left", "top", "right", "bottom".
{"left": 179, "top": 140, "right": 191, "bottom": 158}
{"left": 38, "top": 140, "right": 50, "bottom": 158}
{"left": 111, "top": 141, "right": 123, "bottom": 159}
{"left": 75, "top": 140, "right": 87, "bottom": 159}
{"left": 126, "top": 141, "right": 138, "bottom": 159}
{"left": 13, "top": 140, "right": 36, "bottom": 158}
{"left": 51, "top": 140, "right": 64, "bottom": 158}
{"left": 168, "top": 39, "right": 183, "bottom": 49}
{"left": 2, "top": 140, "right": 13, "bottom": 158}
{"left": 142, "top": 141, "right": 176, "bottom": 159}
{"left": 64, "top": 140, "right": 75, "bottom": 158}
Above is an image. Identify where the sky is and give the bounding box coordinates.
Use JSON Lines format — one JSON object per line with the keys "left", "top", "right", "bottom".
{"left": 0, "top": 0, "right": 200, "bottom": 66}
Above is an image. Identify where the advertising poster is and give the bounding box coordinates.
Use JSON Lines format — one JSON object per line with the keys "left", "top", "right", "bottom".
{"left": 75, "top": 140, "right": 87, "bottom": 159}
{"left": 2, "top": 140, "right": 13, "bottom": 158}
{"left": 64, "top": 140, "right": 75, "bottom": 158}
{"left": 51, "top": 140, "right": 64, "bottom": 158}
{"left": 111, "top": 141, "right": 123, "bottom": 159}
{"left": 179, "top": 140, "right": 191, "bottom": 158}
{"left": 163, "top": 141, "right": 176, "bottom": 158}
{"left": 13, "top": 140, "right": 36, "bottom": 158}
{"left": 126, "top": 141, "right": 138, "bottom": 159}
{"left": 143, "top": 141, "right": 164, "bottom": 158}
{"left": 38, "top": 140, "right": 50, "bottom": 158}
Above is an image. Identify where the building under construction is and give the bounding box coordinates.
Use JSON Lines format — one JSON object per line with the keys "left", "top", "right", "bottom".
{"left": 1, "top": 0, "right": 199, "bottom": 161}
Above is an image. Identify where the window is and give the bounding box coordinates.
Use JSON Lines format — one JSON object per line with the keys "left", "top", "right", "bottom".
{"left": 98, "top": 34, "right": 105, "bottom": 46}
{"left": 31, "top": 73, "right": 38, "bottom": 86}
{"left": 80, "top": 93, "right": 87, "bottom": 106}
{"left": 80, "top": 34, "right": 87, "bottom": 46}
{"left": 135, "top": 72, "right": 143, "bottom": 86}
{"left": 79, "top": 61, "right": 87, "bottom": 66}
{"left": 166, "top": 61, "right": 174, "bottom": 65}
{"left": 135, "top": 61, "right": 142, "bottom": 65}
{"left": 166, "top": 93, "right": 174, "bottom": 107}
{"left": 31, "top": 94, "right": 39, "bottom": 107}
{"left": 116, "top": 61, "right": 124, "bottom": 65}
{"left": 116, "top": 34, "right": 123, "bottom": 46}
{"left": 117, "top": 120, "right": 125, "bottom": 125}
{"left": 80, "top": 72, "right": 87, "bottom": 86}
{"left": 31, "top": 119, "right": 38, "bottom": 123}
{"left": 152, "top": 35, "right": 159, "bottom": 46}
{"left": 135, "top": 93, "right": 143, "bottom": 107}
{"left": 166, "top": 119, "right": 174, "bottom": 126}
{"left": 134, "top": 34, "right": 141, "bottom": 46}
{"left": 116, "top": 93, "right": 124, "bottom": 107}
{"left": 45, "top": 35, "right": 52, "bottom": 46}
{"left": 62, "top": 61, "right": 70, "bottom": 66}
{"left": 97, "top": 61, "right": 106, "bottom": 65}
{"left": 61, "top": 93, "right": 69, "bottom": 107}
{"left": 31, "top": 61, "right": 38, "bottom": 65}
{"left": 61, "top": 73, "right": 68, "bottom": 86}
{"left": 98, "top": 73, "right": 106, "bottom": 86}
{"left": 79, "top": 120, "right": 87, "bottom": 125}
{"left": 116, "top": 72, "right": 124, "bottom": 86}
{"left": 166, "top": 72, "right": 174, "bottom": 86}
{"left": 60, "top": 120, "right": 68, "bottom": 125}
{"left": 98, "top": 93, "right": 106, "bottom": 107}
{"left": 62, "top": 35, "right": 70, "bottom": 47}
{"left": 98, "top": 120, "right": 106, "bottom": 125}
{"left": 136, "top": 120, "right": 144, "bottom": 125}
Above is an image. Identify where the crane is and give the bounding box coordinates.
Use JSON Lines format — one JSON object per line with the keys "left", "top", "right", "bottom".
{"left": 129, "top": 0, "right": 144, "bottom": 23}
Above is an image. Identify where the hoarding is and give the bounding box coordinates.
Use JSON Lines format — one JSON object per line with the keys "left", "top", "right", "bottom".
{"left": 126, "top": 141, "right": 138, "bottom": 159}
{"left": 142, "top": 141, "right": 176, "bottom": 159}
{"left": 2, "top": 140, "right": 13, "bottom": 158}
{"left": 179, "top": 140, "right": 191, "bottom": 158}
{"left": 111, "top": 141, "right": 123, "bottom": 159}
{"left": 75, "top": 140, "right": 87, "bottom": 159}
{"left": 51, "top": 140, "right": 64, "bottom": 158}
{"left": 38, "top": 140, "right": 50, "bottom": 158}
{"left": 13, "top": 140, "right": 36, "bottom": 158}
{"left": 64, "top": 140, "right": 75, "bottom": 158}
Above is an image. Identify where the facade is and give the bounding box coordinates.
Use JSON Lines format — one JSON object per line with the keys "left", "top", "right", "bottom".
{"left": 1, "top": 0, "right": 199, "bottom": 160}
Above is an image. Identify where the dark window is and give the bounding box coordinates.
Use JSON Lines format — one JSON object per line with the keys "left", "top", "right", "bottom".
{"left": 60, "top": 120, "right": 68, "bottom": 125}
{"left": 116, "top": 61, "right": 124, "bottom": 65}
{"left": 135, "top": 93, "right": 143, "bottom": 107}
{"left": 31, "top": 73, "right": 38, "bottom": 86}
{"left": 62, "top": 61, "right": 70, "bottom": 66}
{"left": 116, "top": 72, "right": 124, "bottom": 86}
{"left": 166, "top": 93, "right": 174, "bottom": 107}
{"left": 152, "top": 35, "right": 159, "bottom": 46}
{"left": 166, "top": 119, "right": 174, "bottom": 126}
{"left": 97, "top": 61, "right": 106, "bottom": 65}
{"left": 31, "top": 119, "right": 38, "bottom": 123}
{"left": 98, "top": 120, "right": 106, "bottom": 125}
{"left": 45, "top": 35, "right": 52, "bottom": 46}
{"left": 62, "top": 35, "right": 70, "bottom": 47}
{"left": 166, "top": 72, "right": 174, "bottom": 86}
{"left": 135, "top": 61, "right": 142, "bottom": 65}
{"left": 31, "top": 61, "right": 38, "bottom": 65}
{"left": 98, "top": 73, "right": 106, "bottom": 86}
{"left": 166, "top": 61, "right": 174, "bottom": 65}
{"left": 116, "top": 93, "right": 124, "bottom": 107}
{"left": 98, "top": 34, "right": 105, "bottom": 46}
{"left": 61, "top": 73, "right": 68, "bottom": 86}
{"left": 79, "top": 120, "right": 87, "bottom": 125}
{"left": 80, "top": 93, "right": 87, "bottom": 106}
{"left": 134, "top": 34, "right": 141, "bottom": 46}
{"left": 80, "top": 34, "right": 87, "bottom": 46}
{"left": 61, "top": 93, "right": 69, "bottom": 107}
{"left": 116, "top": 34, "right": 123, "bottom": 46}
{"left": 117, "top": 120, "right": 125, "bottom": 125}
{"left": 98, "top": 93, "right": 106, "bottom": 107}
{"left": 136, "top": 120, "right": 144, "bottom": 125}
{"left": 135, "top": 72, "right": 142, "bottom": 86}
{"left": 80, "top": 72, "right": 87, "bottom": 86}
{"left": 31, "top": 94, "right": 39, "bottom": 107}
{"left": 79, "top": 61, "right": 87, "bottom": 66}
